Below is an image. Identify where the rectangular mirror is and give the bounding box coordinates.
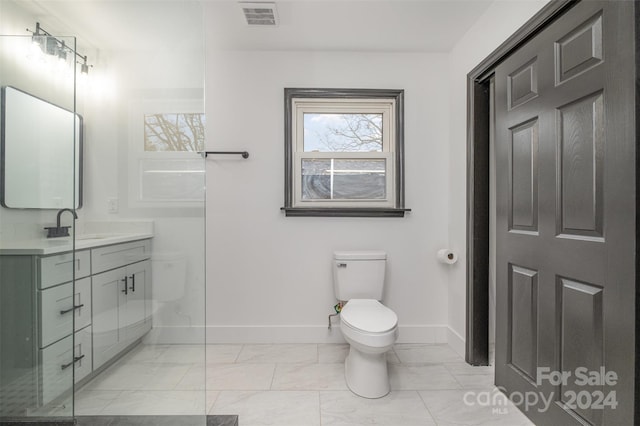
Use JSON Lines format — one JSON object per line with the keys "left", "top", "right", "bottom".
{"left": 0, "top": 86, "right": 82, "bottom": 209}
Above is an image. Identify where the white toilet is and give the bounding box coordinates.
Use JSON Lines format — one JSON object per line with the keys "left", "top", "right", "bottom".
{"left": 333, "top": 250, "right": 399, "bottom": 398}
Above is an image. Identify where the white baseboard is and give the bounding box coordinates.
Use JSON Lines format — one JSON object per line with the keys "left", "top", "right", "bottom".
{"left": 447, "top": 326, "right": 466, "bottom": 358}
{"left": 143, "top": 326, "right": 206, "bottom": 344}
{"left": 396, "top": 325, "right": 449, "bottom": 344}
{"left": 144, "top": 325, "right": 450, "bottom": 344}
{"left": 207, "top": 325, "right": 450, "bottom": 344}
{"left": 206, "top": 326, "right": 347, "bottom": 344}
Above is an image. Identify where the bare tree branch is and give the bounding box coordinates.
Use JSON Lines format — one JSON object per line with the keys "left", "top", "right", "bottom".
{"left": 144, "top": 113, "right": 205, "bottom": 152}
{"left": 315, "top": 114, "right": 382, "bottom": 152}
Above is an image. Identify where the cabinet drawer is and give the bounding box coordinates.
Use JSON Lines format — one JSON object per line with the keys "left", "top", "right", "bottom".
{"left": 39, "top": 282, "right": 73, "bottom": 348}
{"left": 74, "top": 326, "right": 92, "bottom": 383}
{"left": 39, "top": 250, "right": 90, "bottom": 289}
{"left": 39, "top": 277, "right": 91, "bottom": 348}
{"left": 40, "top": 335, "right": 73, "bottom": 405}
{"left": 91, "top": 240, "right": 151, "bottom": 274}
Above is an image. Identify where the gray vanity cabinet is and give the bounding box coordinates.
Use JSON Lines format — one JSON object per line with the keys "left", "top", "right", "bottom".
{"left": 0, "top": 238, "right": 152, "bottom": 416}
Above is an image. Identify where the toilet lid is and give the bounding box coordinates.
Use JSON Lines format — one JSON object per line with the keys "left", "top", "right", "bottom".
{"left": 341, "top": 299, "right": 398, "bottom": 333}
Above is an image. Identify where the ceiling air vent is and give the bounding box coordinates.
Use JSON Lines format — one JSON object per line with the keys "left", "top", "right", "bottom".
{"left": 240, "top": 2, "right": 279, "bottom": 26}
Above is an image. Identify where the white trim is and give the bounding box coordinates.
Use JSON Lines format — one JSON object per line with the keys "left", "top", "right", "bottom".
{"left": 143, "top": 326, "right": 206, "bottom": 344}
{"left": 446, "top": 326, "right": 466, "bottom": 359}
{"left": 204, "top": 325, "right": 448, "bottom": 344}
{"left": 145, "top": 325, "right": 454, "bottom": 345}
{"left": 206, "top": 326, "right": 347, "bottom": 344}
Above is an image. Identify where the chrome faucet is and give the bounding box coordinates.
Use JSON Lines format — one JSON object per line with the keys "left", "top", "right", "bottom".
{"left": 45, "top": 208, "right": 78, "bottom": 238}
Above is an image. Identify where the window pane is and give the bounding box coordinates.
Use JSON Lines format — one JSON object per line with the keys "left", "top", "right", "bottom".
{"left": 303, "top": 113, "right": 382, "bottom": 152}
{"left": 301, "top": 159, "right": 332, "bottom": 199}
{"left": 333, "top": 159, "right": 386, "bottom": 199}
{"left": 144, "top": 113, "right": 205, "bottom": 152}
{"left": 301, "top": 159, "right": 386, "bottom": 200}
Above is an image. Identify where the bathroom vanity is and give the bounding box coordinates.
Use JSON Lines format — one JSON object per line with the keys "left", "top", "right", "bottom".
{"left": 0, "top": 234, "right": 152, "bottom": 415}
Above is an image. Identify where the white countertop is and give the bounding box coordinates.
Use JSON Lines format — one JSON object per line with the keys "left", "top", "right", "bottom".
{"left": 0, "top": 233, "right": 154, "bottom": 255}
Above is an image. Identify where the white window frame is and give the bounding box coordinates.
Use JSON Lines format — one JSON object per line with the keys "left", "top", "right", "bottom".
{"left": 283, "top": 88, "right": 407, "bottom": 217}
{"left": 293, "top": 99, "right": 394, "bottom": 208}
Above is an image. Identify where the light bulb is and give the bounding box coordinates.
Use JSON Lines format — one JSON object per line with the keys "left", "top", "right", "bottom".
{"left": 45, "top": 37, "right": 58, "bottom": 56}
{"left": 31, "top": 35, "right": 45, "bottom": 51}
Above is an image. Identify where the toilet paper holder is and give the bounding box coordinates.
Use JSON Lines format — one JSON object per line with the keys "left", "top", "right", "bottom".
{"left": 437, "top": 249, "right": 458, "bottom": 265}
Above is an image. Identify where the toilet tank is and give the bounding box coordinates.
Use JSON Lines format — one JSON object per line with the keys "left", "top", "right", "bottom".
{"left": 152, "top": 252, "right": 187, "bottom": 302}
{"left": 333, "top": 251, "right": 387, "bottom": 301}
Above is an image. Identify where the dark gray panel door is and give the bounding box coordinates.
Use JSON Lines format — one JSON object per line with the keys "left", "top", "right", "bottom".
{"left": 494, "top": 2, "right": 636, "bottom": 425}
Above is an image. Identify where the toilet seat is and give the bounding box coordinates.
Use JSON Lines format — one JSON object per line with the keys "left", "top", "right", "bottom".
{"left": 341, "top": 299, "right": 398, "bottom": 333}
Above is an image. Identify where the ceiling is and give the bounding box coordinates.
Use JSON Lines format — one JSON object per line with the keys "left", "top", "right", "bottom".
{"left": 204, "top": 1, "right": 494, "bottom": 52}
{"left": 22, "top": 0, "right": 494, "bottom": 53}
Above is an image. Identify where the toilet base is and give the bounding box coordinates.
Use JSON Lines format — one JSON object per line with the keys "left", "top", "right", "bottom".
{"left": 344, "top": 345, "right": 390, "bottom": 399}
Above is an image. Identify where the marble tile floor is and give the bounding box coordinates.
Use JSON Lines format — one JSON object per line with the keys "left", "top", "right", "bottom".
{"left": 75, "top": 343, "right": 533, "bottom": 426}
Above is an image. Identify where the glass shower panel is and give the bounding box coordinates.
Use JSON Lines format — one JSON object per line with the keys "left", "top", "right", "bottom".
{"left": 68, "top": 1, "right": 208, "bottom": 423}
{"left": 0, "top": 34, "right": 78, "bottom": 420}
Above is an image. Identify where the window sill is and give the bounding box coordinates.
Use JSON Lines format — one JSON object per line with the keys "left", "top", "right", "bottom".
{"left": 280, "top": 207, "right": 411, "bottom": 218}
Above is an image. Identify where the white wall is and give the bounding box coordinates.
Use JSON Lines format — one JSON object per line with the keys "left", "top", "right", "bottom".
{"left": 204, "top": 48, "right": 452, "bottom": 343}
{"left": 446, "top": 0, "right": 549, "bottom": 355}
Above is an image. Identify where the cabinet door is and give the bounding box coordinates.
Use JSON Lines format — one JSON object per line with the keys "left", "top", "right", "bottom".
{"left": 122, "top": 260, "right": 150, "bottom": 342}
{"left": 92, "top": 267, "right": 126, "bottom": 370}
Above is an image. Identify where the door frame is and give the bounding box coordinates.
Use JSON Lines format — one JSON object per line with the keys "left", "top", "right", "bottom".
{"left": 465, "top": 0, "right": 577, "bottom": 366}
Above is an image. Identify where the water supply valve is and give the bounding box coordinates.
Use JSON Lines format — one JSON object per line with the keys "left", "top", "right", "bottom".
{"left": 327, "top": 302, "right": 344, "bottom": 330}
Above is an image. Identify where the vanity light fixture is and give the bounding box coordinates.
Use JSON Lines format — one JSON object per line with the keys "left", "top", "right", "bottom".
{"left": 27, "top": 22, "right": 93, "bottom": 75}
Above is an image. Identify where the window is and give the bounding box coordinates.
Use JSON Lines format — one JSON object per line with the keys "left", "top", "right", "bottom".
{"left": 127, "top": 96, "right": 205, "bottom": 208}
{"left": 283, "top": 88, "right": 408, "bottom": 217}
{"left": 138, "top": 112, "right": 205, "bottom": 203}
